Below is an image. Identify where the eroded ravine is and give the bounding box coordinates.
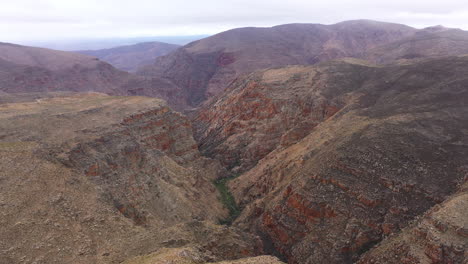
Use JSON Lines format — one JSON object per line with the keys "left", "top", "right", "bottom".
{"left": 0, "top": 94, "right": 278, "bottom": 264}
{"left": 213, "top": 174, "right": 242, "bottom": 225}
{"left": 192, "top": 57, "right": 468, "bottom": 263}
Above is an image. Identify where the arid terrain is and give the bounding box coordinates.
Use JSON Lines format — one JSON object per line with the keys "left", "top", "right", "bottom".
{"left": 0, "top": 19, "right": 467, "bottom": 264}
{"left": 216, "top": 56, "right": 468, "bottom": 263}
{"left": 0, "top": 93, "right": 281, "bottom": 263}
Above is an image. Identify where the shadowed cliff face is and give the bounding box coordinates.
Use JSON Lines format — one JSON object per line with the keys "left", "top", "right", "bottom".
{"left": 0, "top": 93, "right": 267, "bottom": 263}
{"left": 193, "top": 56, "right": 468, "bottom": 263}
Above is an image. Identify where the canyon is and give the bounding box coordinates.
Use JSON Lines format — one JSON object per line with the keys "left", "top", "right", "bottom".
{"left": 0, "top": 93, "right": 278, "bottom": 263}
{"left": 0, "top": 20, "right": 467, "bottom": 264}
{"left": 219, "top": 56, "right": 468, "bottom": 263}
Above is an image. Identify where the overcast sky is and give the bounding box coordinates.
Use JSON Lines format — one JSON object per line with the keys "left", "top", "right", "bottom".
{"left": 2, "top": 0, "right": 468, "bottom": 43}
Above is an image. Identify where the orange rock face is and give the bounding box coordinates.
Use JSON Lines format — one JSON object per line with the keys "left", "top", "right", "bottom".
{"left": 193, "top": 65, "right": 358, "bottom": 173}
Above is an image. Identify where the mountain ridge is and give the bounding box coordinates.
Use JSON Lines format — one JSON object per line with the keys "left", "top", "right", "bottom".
{"left": 139, "top": 20, "right": 468, "bottom": 110}
{"left": 0, "top": 42, "right": 189, "bottom": 110}
{"left": 77, "top": 41, "right": 180, "bottom": 72}
{"left": 138, "top": 20, "right": 418, "bottom": 107}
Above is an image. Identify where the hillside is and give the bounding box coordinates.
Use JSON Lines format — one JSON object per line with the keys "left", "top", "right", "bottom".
{"left": 0, "top": 93, "right": 280, "bottom": 263}
{"left": 0, "top": 42, "right": 100, "bottom": 71}
{"left": 139, "top": 20, "right": 468, "bottom": 110}
{"left": 77, "top": 41, "right": 180, "bottom": 72}
{"left": 0, "top": 42, "right": 189, "bottom": 110}
{"left": 193, "top": 56, "right": 468, "bottom": 263}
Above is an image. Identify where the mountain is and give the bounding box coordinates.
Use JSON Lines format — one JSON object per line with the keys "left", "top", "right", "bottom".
{"left": 0, "top": 93, "right": 281, "bottom": 263}
{"left": 0, "top": 42, "right": 189, "bottom": 110}
{"left": 138, "top": 20, "right": 417, "bottom": 107}
{"left": 77, "top": 41, "right": 180, "bottom": 72}
{"left": 193, "top": 56, "right": 468, "bottom": 263}
{"left": 139, "top": 20, "right": 468, "bottom": 110}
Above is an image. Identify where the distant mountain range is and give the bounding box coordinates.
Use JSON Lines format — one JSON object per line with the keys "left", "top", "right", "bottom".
{"left": 77, "top": 41, "right": 180, "bottom": 72}
{"left": 3, "top": 20, "right": 468, "bottom": 111}
{"left": 0, "top": 42, "right": 188, "bottom": 109}
{"left": 21, "top": 35, "right": 209, "bottom": 51}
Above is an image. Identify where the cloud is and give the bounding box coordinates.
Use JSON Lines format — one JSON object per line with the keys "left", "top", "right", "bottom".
{"left": 1, "top": 0, "right": 468, "bottom": 43}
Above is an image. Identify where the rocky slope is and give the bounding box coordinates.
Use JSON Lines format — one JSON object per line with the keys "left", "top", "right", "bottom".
{"left": 78, "top": 41, "right": 180, "bottom": 72}
{"left": 0, "top": 93, "right": 266, "bottom": 263}
{"left": 357, "top": 182, "right": 467, "bottom": 264}
{"left": 194, "top": 60, "right": 374, "bottom": 172}
{"left": 138, "top": 20, "right": 416, "bottom": 107}
{"left": 193, "top": 56, "right": 468, "bottom": 263}
{"left": 0, "top": 43, "right": 189, "bottom": 110}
